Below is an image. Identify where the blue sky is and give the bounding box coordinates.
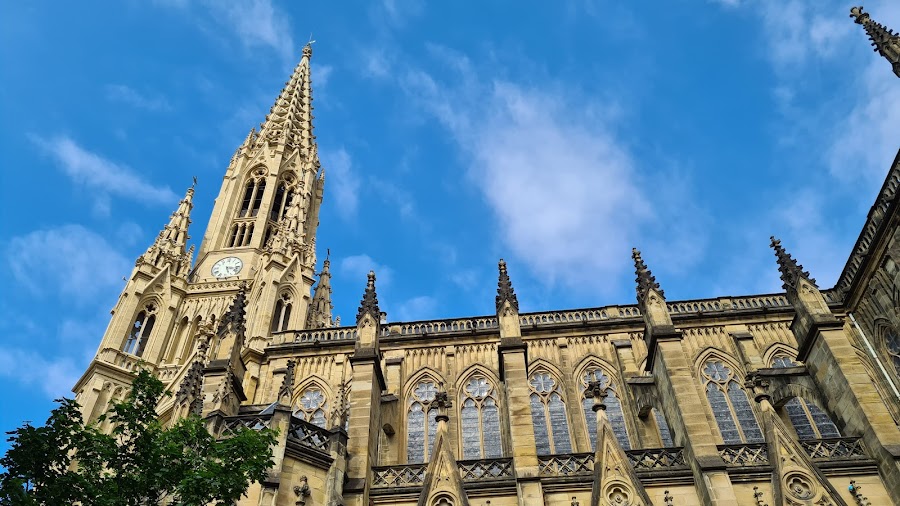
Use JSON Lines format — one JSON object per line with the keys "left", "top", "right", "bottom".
{"left": 1, "top": 1, "right": 898, "bottom": 436}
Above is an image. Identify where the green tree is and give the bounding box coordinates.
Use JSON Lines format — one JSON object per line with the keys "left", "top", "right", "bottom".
{"left": 0, "top": 370, "right": 276, "bottom": 506}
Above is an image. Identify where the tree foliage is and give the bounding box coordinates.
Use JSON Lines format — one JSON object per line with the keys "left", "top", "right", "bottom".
{"left": 0, "top": 370, "right": 276, "bottom": 506}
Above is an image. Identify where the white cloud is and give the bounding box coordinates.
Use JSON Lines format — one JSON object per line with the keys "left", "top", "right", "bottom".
{"left": 6, "top": 225, "right": 131, "bottom": 301}
{"left": 398, "top": 50, "right": 681, "bottom": 292}
{"left": 393, "top": 295, "right": 437, "bottom": 321}
{"left": 321, "top": 148, "right": 360, "bottom": 221}
{"left": 105, "top": 84, "right": 171, "bottom": 112}
{"left": 0, "top": 348, "right": 82, "bottom": 399}
{"left": 32, "top": 135, "right": 179, "bottom": 206}
{"left": 338, "top": 254, "right": 393, "bottom": 287}
{"left": 312, "top": 64, "right": 334, "bottom": 88}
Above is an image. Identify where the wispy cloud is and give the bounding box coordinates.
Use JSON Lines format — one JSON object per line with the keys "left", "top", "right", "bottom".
{"left": 32, "top": 135, "right": 179, "bottom": 209}
{"left": 0, "top": 348, "right": 82, "bottom": 399}
{"left": 105, "top": 84, "right": 171, "bottom": 112}
{"left": 6, "top": 224, "right": 131, "bottom": 301}
{"left": 321, "top": 148, "right": 360, "bottom": 221}
{"left": 338, "top": 254, "right": 393, "bottom": 288}
{"left": 394, "top": 295, "right": 437, "bottom": 321}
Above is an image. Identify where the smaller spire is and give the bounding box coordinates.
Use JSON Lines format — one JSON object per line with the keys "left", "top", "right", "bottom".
{"left": 770, "top": 237, "right": 816, "bottom": 291}
{"left": 632, "top": 248, "right": 663, "bottom": 302}
{"left": 307, "top": 251, "right": 334, "bottom": 329}
{"left": 138, "top": 182, "right": 195, "bottom": 277}
{"left": 495, "top": 259, "right": 519, "bottom": 313}
{"left": 219, "top": 283, "right": 249, "bottom": 336}
{"left": 850, "top": 6, "right": 900, "bottom": 78}
{"left": 356, "top": 271, "right": 381, "bottom": 325}
{"left": 278, "top": 360, "right": 296, "bottom": 404}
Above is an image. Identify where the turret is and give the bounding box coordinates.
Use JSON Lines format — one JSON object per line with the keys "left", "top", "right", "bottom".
{"left": 138, "top": 183, "right": 195, "bottom": 277}
{"left": 306, "top": 253, "right": 335, "bottom": 328}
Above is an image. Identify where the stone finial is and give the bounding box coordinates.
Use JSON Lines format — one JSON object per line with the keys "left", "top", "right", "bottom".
{"left": 632, "top": 248, "right": 663, "bottom": 302}
{"left": 584, "top": 380, "right": 608, "bottom": 412}
{"left": 770, "top": 237, "right": 816, "bottom": 291}
{"left": 302, "top": 42, "right": 313, "bottom": 59}
{"left": 278, "top": 360, "right": 296, "bottom": 403}
{"left": 220, "top": 283, "right": 249, "bottom": 336}
{"left": 495, "top": 259, "right": 519, "bottom": 313}
{"left": 850, "top": 6, "right": 900, "bottom": 78}
{"left": 356, "top": 271, "right": 381, "bottom": 324}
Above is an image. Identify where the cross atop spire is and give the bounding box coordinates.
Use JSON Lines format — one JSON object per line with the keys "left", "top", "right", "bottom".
{"left": 356, "top": 271, "right": 381, "bottom": 325}
{"left": 632, "top": 248, "right": 663, "bottom": 303}
{"left": 495, "top": 259, "right": 519, "bottom": 313}
{"left": 770, "top": 236, "right": 816, "bottom": 291}
{"left": 850, "top": 6, "right": 900, "bottom": 78}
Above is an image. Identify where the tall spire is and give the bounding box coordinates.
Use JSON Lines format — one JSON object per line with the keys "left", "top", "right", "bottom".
{"left": 495, "top": 259, "right": 519, "bottom": 313}
{"left": 632, "top": 248, "right": 663, "bottom": 303}
{"left": 850, "top": 6, "right": 900, "bottom": 78}
{"left": 257, "top": 42, "right": 317, "bottom": 158}
{"left": 356, "top": 271, "right": 381, "bottom": 325}
{"left": 138, "top": 182, "right": 195, "bottom": 276}
{"left": 770, "top": 236, "right": 816, "bottom": 291}
{"left": 306, "top": 253, "right": 335, "bottom": 329}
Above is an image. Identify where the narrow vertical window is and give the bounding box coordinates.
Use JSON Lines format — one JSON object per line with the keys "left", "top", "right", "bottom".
{"left": 580, "top": 368, "right": 630, "bottom": 449}
{"left": 269, "top": 183, "right": 286, "bottom": 221}
{"left": 886, "top": 328, "right": 900, "bottom": 378}
{"left": 228, "top": 224, "right": 239, "bottom": 247}
{"left": 295, "top": 387, "right": 327, "bottom": 427}
{"left": 270, "top": 293, "right": 293, "bottom": 332}
{"left": 251, "top": 180, "right": 266, "bottom": 217}
{"left": 460, "top": 375, "right": 502, "bottom": 459}
{"left": 123, "top": 303, "right": 157, "bottom": 357}
{"left": 406, "top": 380, "right": 438, "bottom": 464}
{"left": 653, "top": 408, "right": 675, "bottom": 447}
{"left": 528, "top": 371, "right": 572, "bottom": 455}
{"left": 702, "top": 360, "right": 763, "bottom": 444}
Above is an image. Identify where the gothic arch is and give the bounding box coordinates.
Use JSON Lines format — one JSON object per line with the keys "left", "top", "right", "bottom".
{"left": 456, "top": 363, "right": 500, "bottom": 388}
{"left": 456, "top": 365, "right": 504, "bottom": 460}
{"left": 573, "top": 356, "right": 632, "bottom": 450}
{"left": 573, "top": 355, "right": 618, "bottom": 381}
{"left": 769, "top": 382, "right": 826, "bottom": 410}
{"left": 404, "top": 369, "right": 446, "bottom": 464}
{"left": 693, "top": 346, "right": 745, "bottom": 375}
{"left": 292, "top": 375, "right": 331, "bottom": 428}
{"left": 526, "top": 360, "right": 575, "bottom": 455}
{"left": 403, "top": 367, "right": 446, "bottom": 400}
{"left": 763, "top": 343, "right": 800, "bottom": 367}
{"left": 528, "top": 358, "right": 565, "bottom": 379}
{"left": 695, "top": 350, "right": 763, "bottom": 444}
{"left": 292, "top": 374, "right": 333, "bottom": 404}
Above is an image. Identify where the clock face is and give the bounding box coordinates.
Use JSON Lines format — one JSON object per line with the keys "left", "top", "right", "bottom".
{"left": 211, "top": 256, "right": 243, "bottom": 278}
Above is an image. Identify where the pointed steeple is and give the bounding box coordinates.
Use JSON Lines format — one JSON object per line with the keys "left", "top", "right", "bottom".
{"left": 850, "top": 6, "right": 900, "bottom": 78}
{"left": 306, "top": 253, "right": 334, "bottom": 329}
{"left": 586, "top": 383, "right": 651, "bottom": 506}
{"left": 356, "top": 271, "right": 381, "bottom": 325}
{"left": 257, "top": 42, "right": 316, "bottom": 158}
{"left": 770, "top": 236, "right": 816, "bottom": 291}
{"left": 632, "top": 248, "right": 663, "bottom": 303}
{"left": 495, "top": 259, "right": 519, "bottom": 313}
{"left": 139, "top": 182, "right": 195, "bottom": 276}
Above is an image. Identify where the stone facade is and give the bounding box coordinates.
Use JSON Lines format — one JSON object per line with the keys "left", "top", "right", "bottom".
{"left": 71, "top": 36, "right": 900, "bottom": 506}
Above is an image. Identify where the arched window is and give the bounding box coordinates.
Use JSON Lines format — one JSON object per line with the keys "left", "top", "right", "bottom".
{"left": 886, "top": 328, "right": 900, "bottom": 378}
{"left": 528, "top": 371, "right": 573, "bottom": 455}
{"left": 460, "top": 375, "right": 502, "bottom": 459}
{"left": 772, "top": 355, "right": 840, "bottom": 440}
{"left": 270, "top": 293, "right": 293, "bottom": 332}
{"left": 701, "top": 360, "right": 763, "bottom": 444}
{"left": 407, "top": 380, "right": 439, "bottom": 464}
{"left": 269, "top": 182, "right": 295, "bottom": 221}
{"left": 239, "top": 175, "right": 267, "bottom": 218}
{"left": 295, "top": 387, "right": 327, "bottom": 427}
{"left": 122, "top": 303, "right": 157, "bottom": 357}
{"left": 580, "top": 368, "right": 630, "bottom": 449}
{"left": 652, "top": 408, "right": 675, "bottom": 447}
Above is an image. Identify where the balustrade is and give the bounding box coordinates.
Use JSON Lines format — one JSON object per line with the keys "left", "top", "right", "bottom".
{"left": 287, "top": 416, "right": 330, "bottom": 452}
{"left": 718, "top": 443, "right": 769, "bottom": 466}
{"left": 372, "top": 463, "right": 427, "bottom": 487}
{"left": 457, "top": 458, "right": 514, "bottom": 481}
{"left": 801, "top": 437, "right": 867, "bottom": 460}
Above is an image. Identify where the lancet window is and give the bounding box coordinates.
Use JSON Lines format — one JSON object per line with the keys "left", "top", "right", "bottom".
{"left": 295, "top": 387, "right": 327, "bottom": 428}
{"left": 227, "top": 222, "right": 254, "bottom": 247}
{"left": 772, "top": 355, "right": 840, "bottom": 440}
{"left": 406, "top": 379, "right": 439, "bottom": 464}
{"left": 528, "top": 371, "right": 573, "bottom": 455}
{"left": 460, "top": 375, "right": 503, "bottom": 459}
{"left": 580, "top": 367, "right": 630, "bottom": 450}
{"left": 122, "top": 303, "right": 157, "bottom": 357}
{"left": 239, "top": 174, "right": 267, "bottom": 218}
{"left": 701, "top": 360, "right": 763, "bottom": 444}
{"left": 886, "top": 328, "right": 900, "bottom": 378}
{"left": 268, "top": 179, "right": 296, "bottom": 221}
{"left": 270, "top": 293, "right": 293, "bottom": 332}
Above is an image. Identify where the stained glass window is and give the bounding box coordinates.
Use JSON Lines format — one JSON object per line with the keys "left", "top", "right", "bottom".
{"left": 294, "top": 387, "right": 327, "bottom": 428}
{"left": 653, "top": 408, "right": 675, "bottom": 447}
{"left": 528, "top": 372, "right": 573, "bottom": 455}
{"left": 701, "top": 360, "right": 763, "bottom": 444}
{"left": 407, "top": 380, "right": 439, "bottom": 463}
{"left": 460, "top": 375, "right": 503, "bottom": 459}
{"left": 887, "top": 328, "right": 900, "bottom": 378}
{"left": 580, "top": 368, "right": 630, "bottom": 450}
{"left": 123, "top": 303, "right": 157, "bottom": 357}
{"left": 772, "top": 355, "right": 799, "bottom": 368}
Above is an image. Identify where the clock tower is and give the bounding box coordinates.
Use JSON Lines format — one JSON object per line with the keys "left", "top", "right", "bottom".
{"left": 72, "top": 43, "right": 332, "bottom": 424}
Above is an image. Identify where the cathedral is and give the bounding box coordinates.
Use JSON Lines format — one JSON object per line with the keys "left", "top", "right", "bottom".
{"left": 71, "top": 7, "right": 900, "bottom": 506}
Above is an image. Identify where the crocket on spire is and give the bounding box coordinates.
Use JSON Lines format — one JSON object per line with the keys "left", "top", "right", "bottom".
{"left": 495, "top": 259, "right": 519, "bottom": 313}
{"left": 138, "top": 182, "right": 195, "bottom": 277}
{"left": 632, "top": 248, "right": 663, "bottom": 303}
{"left": 850, "top": 6, "right": 900, "bottom": 78}
{"left": 356, "top": 271, "right": 381, "bottom": 325}
{"left": 307, "top": 251, "right": 335, "bottom": 329}
{"left": 258, "top": 42, "right": 317, "bottom": 158}
{"left": 770, "top": 236, "right": 816, "bottom": 291}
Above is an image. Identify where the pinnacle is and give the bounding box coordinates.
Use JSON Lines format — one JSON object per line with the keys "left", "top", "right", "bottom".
{"left": 356, "top": 270, "right": 381, "bottom": 325}
{"left": 632, "top": 248, "right": 663, "bottom": 302}
{"left": 769, "top": 236, "right": 816, "bottom": 290}
{"left": 495, "top": 258, "right": 519, "bottom": 313}
{"left": 220, "top": 283, "right": 249, "bottom": 335}
{"left": 850, "top": 6, "right": 900, "bottom": 78}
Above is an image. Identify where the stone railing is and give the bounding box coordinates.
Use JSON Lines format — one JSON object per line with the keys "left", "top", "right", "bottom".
{"left": 718, "top": 443, "right": 769, "bottom": 466}
{"left": 801, "top": 437, "right": 867, "bottom": 460}
{"left": 457, "top": 458, "right": 514, "bottom": 481}
{"left": 626, "top": 447, "right": 688, "bottom": 470}
{"left": 288, "top": 327, "right": 357, "bottom": 344}
{"left": 97, "top": 347, "right": 144, "bottom": 372}
{"left": 727, "top": 295, "right": 789, "bottom": 310}
{"left": 156, "top": 364, "right": 182, "bottom": 382}
{"left": 385, "top": 317, "right": 500, "bottom": 337}
{"left": 222, "top": 414, "right": 271, "bottom": 435}
{"left": 538, "top": 453, "right": 594, "bottom": 477}
{"left": 372, "top": 463, "right": 428, "bottom": 488}
{"left": 520, "top": 309, "right": 614, "bottom": 326}
{"left": 287, "top": 416, "right": 331, "bottom": 453}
